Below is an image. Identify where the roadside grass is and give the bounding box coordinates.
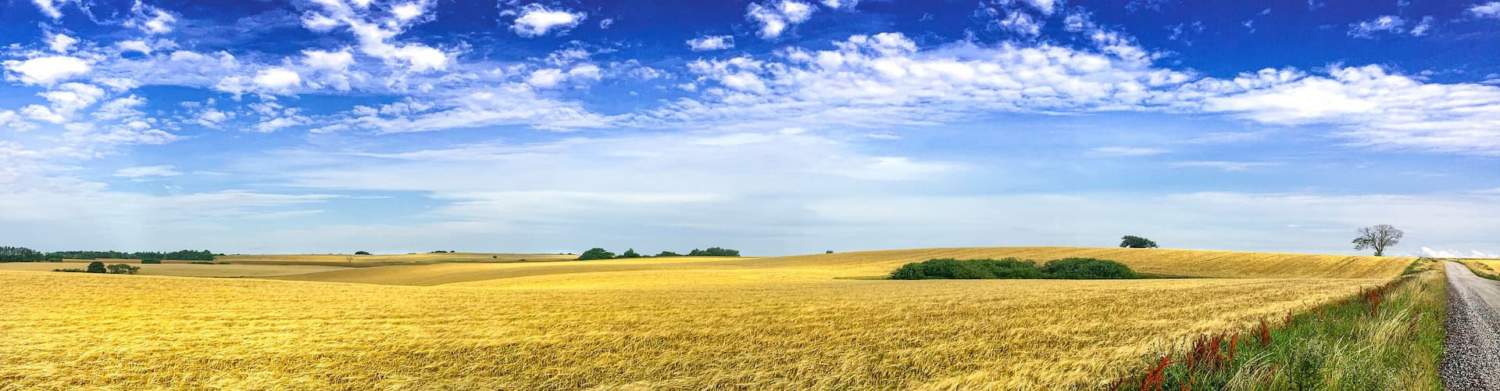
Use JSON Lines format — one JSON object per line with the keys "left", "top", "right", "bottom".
{"left": 1115, "top": 262, "right": 1445, "bottom": 390}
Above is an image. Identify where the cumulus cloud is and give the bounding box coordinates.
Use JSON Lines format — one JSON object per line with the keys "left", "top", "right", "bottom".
{"left": 998, "top": 10, "right": 1042, "bottom": 36}
{"left": 687, "top": 35, "right": 735, "bottom": 51}
{"left": 1470, "top": 2, "right": 1500, "bottom": 19}
{"left": 303, "top": 49, "right": 355, "bottom": 71}
{"left": 252, "top": 67, "right": 302, "bottom": 91}
{"left": 1347, "top": 15, "right": 1405, "bottom": 38}
{"left": 31, "top": 0, "right": 71, "bottom": 19}
{"left": 646, "top": 32, "right": 1190, "bottom": 130}
{"left": 1193, "top": 65, "right": 1500, "bottom": 155}
{"left": 47, "top": 33, "right": 78, "bottom": 53}
{"left": 747, "top": 0, "right": 815, "bottom": 39}
{"left": 4, "top": 56, "right": 91, "bottom": 85}
{"left": 301, "top": 0, "right": 450, "bottom": 73}
{"left": 1409, "top": 16, "right": 1434, "bottom": 36}
{"left": 510, "top": 4, "right": 585, "bottom": 37}
{"left": 126, "top": 2, "right": 177, "bottom": 35}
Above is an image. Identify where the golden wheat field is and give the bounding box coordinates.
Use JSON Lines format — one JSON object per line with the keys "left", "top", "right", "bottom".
{"left": 0, "top": 247, "right": 1411, "bottom": 390}
{"left": 1458, "top": 258, "right": 1500, "bottom": 278}
{"left": 216, "top": 252, "right": 577, "bottom": 266}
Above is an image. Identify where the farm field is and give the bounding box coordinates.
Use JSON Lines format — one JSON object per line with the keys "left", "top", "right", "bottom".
{"left": 1457, "top": 258, "right": 1500, "bottom": 279}
{"left": 0, "top": 247, "right": 1411, "bottom": 389}
{"left": 0, "top": 261, "right": 347, "bottom": 278}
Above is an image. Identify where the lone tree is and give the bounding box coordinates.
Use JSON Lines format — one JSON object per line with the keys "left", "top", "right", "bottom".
{"left": 1353, "top": 224, "right": 1403, "bottom": 256}
{"left": 577, "top": 248, "right": 615, "bottom": 260}
{"left": 1119, "top": 235, "right": 1158, "bottom": 248}
{"left": 86, "top": 261, "right": 106, "bottom": 274}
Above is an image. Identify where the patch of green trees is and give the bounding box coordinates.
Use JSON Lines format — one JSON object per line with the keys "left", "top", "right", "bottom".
{"left": 1, "top": 246, "right": 216, "bottom": 262}
{"left": 578, "top": 246, "right": 741, "bottom": 260}
{"left": 890, "top": 257, "right": 1138, "bottom": 280}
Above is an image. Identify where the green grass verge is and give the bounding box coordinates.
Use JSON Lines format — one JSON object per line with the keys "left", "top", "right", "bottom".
{"left": 1113, "top": 268, "right": 1446, "bottom": 390}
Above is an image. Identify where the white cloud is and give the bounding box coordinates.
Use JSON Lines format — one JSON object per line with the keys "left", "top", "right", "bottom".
{"left": 1421, "top": 247, "right": 1499, "bottom": 259}
{"left": 302, "top": 48, "right": 355, "bottom": 71}
{"left": 117, "top": 40, "right": 153, "bottom": 55}
{"left": 526, "top": 68, "right": 565, "bottom": 88}
{"left": 323, "top": 85, "right": 609, "bottom": 133}
{"left": 1470, "top": 2, "right": 1500, "bottom": 19}
{"left": 1348, "top": 15, "right": 1405, "bottom": 38}
{"left": 31, "top": 0, "right": 70, "bottom": 19}
{"left": 391, "top": 2, "right": 423, "bottom": 22}
{"left": 1409, "top": 16, "right": 1434, "bottom": 36}
{"left": 253, "top": 67, "right": 302, "bottom": 91}
{"left": 301, "top": 0, "right": 450, "bottom": 73}
{"left": 114, "top": 165, "right": 181, "bottom": 179}
{"left": 511, "top": 4, "right": 585, "bottom": 37}
{"left": 1022, "top": 0, "right": 1056, "bottom": 15}
{"left": 819, "top": 0, "right": 859, "bottom": 9}
{"left": 1193, "top": 65, "right": 1500, "bottom": 155}
{"left": 747, "top": 0, "right": 815, "bottom": 39}
{"left": 648, "top": 32, "right": 1189, "bottom": 131}
{"left": 197, "top": 108, "right": 231, "bottom": 127}
{"left": 4, "top": 56, "right": 91, "bottom": 85}
{"left": 127, "top": 2, "right": 177, "bottom": 35}
{"left": 687, "top": 35, "right": 735, "bottom": 51}
{"left": 47, "top": 33, "right": 78, "bottom": 53}
{"left": 998, "top": 11, "right": 1042, "bottom": 36}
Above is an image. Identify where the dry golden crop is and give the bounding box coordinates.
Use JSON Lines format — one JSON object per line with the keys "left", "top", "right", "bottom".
{"left": 0, "top": 247, "right": 1411, "bottom": 390}
{"left": 216, "top": 251, "right": 576, "bottom": 266}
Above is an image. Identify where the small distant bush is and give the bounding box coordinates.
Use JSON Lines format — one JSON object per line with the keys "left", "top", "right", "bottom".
{"left": 53, "top": 268, "right": 86, "bottom": 273}
{"left": 1038, "top": 258, "right": 1137, "bottom": 279}
{"left": 655, "top": 251, "right": 681, "bottom": 257}
{"left": 106, "top": 264, "right": 140, "bottom": 275}
{"left": 86, "top": 261, "right": 106, "bottom": 274}
{"left": 618, "top": 248, "right": 642, "bottom": 259}
{"left": 578, "top": 248, "right": 615, "bottom": 260}
{"left": 354, "top": 251, "right": 371, "bottom": 255}
{"left": 890, "top": 258, "right": 1137, "bottom": 280}
{"left": 826, "top": 250, "right": 834, "bottom": 254}
{"left": 141, "top": 259, "right": 162, "bottom": 264}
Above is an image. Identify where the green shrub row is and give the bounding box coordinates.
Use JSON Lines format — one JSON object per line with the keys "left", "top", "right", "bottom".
{"left": 890, "top": 258, "right": 1137, "bottom": 280}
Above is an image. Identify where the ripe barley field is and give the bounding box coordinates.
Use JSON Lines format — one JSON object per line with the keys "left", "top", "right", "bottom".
{"left": 215, "top": 252, "right": 577, "bottom": 266}
{"left": 0, "top": 247, "right": 1410, "bottom": 390}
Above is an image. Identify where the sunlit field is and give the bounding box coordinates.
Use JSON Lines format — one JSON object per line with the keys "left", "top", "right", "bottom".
{"left": 0, "top": 247, "right": 1410, "bottom": 389}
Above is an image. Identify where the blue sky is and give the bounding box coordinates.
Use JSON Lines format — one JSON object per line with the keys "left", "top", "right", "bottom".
{"left": 2, "top": 0, "right": 1499, "bottom": 256}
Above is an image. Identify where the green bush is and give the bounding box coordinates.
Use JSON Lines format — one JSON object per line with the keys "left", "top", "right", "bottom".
{"left": 106, "top": 264, "right": 140, "bottom": 275}
{"left": 578, "top": 248, "right": 615, "bottom": 260}
{"left": 141, "top": 259, "right": 162, "bottom": 264}
{"left": 1120, "top": 235, "right": 1159, "bottom": 248}
{"left": 890, "top": 258, "right": 1042, "bottom": 280}
{"left": 655, "top": 251, "right": 681, "bottom": 257}
{"left": 890, "top": 258, "right": 1138, "bottom": 280}
{"left": 687, "top": 247, "right": 740, "bottom": 257}
{"left": 1039, "top": 258, "right": 1137, "bottom": 279}
{"left": 618, "top": 248, "right": 642, "bottom": 258}
{"left": 354, "top": 251, "right": 371, "bottom": 255}
{"left": 86, "top": 261, "right": 106, "bottom": 274}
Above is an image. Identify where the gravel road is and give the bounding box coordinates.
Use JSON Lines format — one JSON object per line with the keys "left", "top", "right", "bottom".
{"left": 1443, "top": 261, "right": 1500, "bottom": 391}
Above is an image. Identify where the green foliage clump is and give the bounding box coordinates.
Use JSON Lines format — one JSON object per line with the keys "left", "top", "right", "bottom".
{"left": 577, "top": 248, "right": 615, "bottom": 260}
{"left": 141, "top": 259, "right": 162, "bottom": 264}
{"left": 354, "top": 251, "right": 371, "bottom": 255}
{"left": 1119, "top": 235, "right": 1159, "bottom": 248}
{"left": 889, "top": 258, "right": 1042, "bottom": 280}
{"left": 687, "top": 247, "right": 740, "bottom": 257}
{"left": 1039, "top": 258, "right": 1137, "bottom": 279}
{"left": 0, "top": 246, "right": 45, "bottom": 262}
{"left": 42, "top": 249, "right": 215, "bottom": 261}
{"left": 86, "top": 261, "right": 106, "bottom": 273}
{"left": 655, "top": 251, "right": 681, "bottom": 257}
{"left": 618, "top": 248, "right": 642, "bottom": 259}
{"left": 890, "top": 258, "right": 1138, "bottom": 280}
{"left": 106, "top": 264, "right": 140, "bottom": 274}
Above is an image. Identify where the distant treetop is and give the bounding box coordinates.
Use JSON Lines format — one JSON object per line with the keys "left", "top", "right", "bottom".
{"left": 1119, "top": 236, "right": 1158, "bottom": 249}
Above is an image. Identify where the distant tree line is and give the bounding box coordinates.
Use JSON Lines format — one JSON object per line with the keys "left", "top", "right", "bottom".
{"left": 0, "top": 246, "right": 217, "bottom": 262}
{"left": 578, "top": 246, "right": 741, "bottom": 260}
{"left": 54, "top": 261, "right": 139, "bottom": 274}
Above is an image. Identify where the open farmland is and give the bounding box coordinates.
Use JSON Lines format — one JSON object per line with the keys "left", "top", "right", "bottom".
{"left": 0, "top": 247, "right": 1410, "bottom": 389}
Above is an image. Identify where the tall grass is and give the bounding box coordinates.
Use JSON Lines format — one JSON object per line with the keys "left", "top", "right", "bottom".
{"left": 1114, "top": 264, "right": 1446, "bottom": 390}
